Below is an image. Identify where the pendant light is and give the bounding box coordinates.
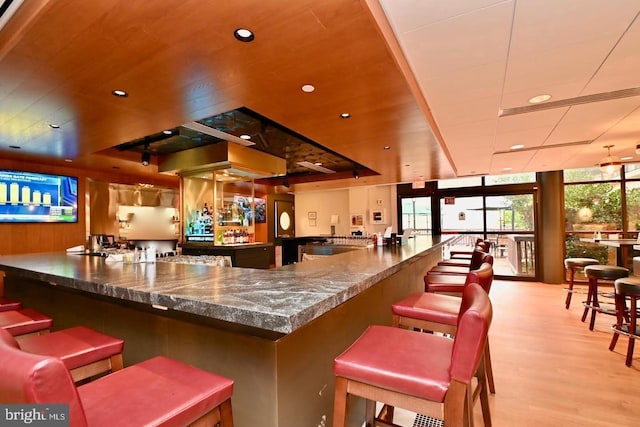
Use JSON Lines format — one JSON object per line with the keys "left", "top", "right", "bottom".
{"left": 599, "top": 145, "right": 621, "bottom": 175}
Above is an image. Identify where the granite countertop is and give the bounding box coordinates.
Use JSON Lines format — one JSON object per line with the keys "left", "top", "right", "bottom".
{"left": 0, "top": 236, "right": 449, "bottom": 335}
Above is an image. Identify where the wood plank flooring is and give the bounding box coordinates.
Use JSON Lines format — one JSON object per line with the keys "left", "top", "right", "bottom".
{"left": 388, "top": 280, "right": 640, "bottom": 426}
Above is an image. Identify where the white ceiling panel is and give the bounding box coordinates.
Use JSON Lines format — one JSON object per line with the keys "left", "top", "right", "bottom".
{"left": 509, "top": 0, "right": 639, "bottom": 55}
{"left": 502, "top": 38, "right": 616, "bottom": 104}
{"left": 547, "top": 98, "right": 640, "bottom": 144}
{"left": 399, "top": 1, "right": 512, "bottom": 79}
{"left": 584, "top": 16, "right": 640, "bottom": 94}
{"left": 381, "top": 0, "right": 510, "bottom": 32}
{"left": 526, "top": 145, "right": 591, "bottom": 171}
{"left": 490, "top": 150, "right": 536, "bottom": 173}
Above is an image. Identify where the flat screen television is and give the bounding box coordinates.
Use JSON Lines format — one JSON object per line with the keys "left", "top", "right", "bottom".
{"left": 0, "top": 170, "right": 78, "bottom": 223}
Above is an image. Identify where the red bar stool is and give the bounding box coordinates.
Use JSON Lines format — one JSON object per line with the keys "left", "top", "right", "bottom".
{"left": 609, "top": 277, "right": 640, "bottom": 366}
{"left": 426, "top": 254, "right": 493, "bottom": 294}
{"left": 0, "top": 296, "right": 22, "bottom": 312}
{"left": 429, "top": 249, "right": 488, "bottom": 275}
{"left": 582, "top": 265, "right": 628, "bottom": 331}
{"left": 0, "top": 333, "right": 235, "bottom": 427}
{"left": 564, "top": 258, "right": 599, "bottom": 309}
{"left": 448, "top": 238, "right": 485, "bottom": 260}
{"left": 333, "top": 283, "right": 492, "bottom": 427}
{"left": 393, "top": 263, "right": 496, "bottom": 394}
{"left": 441, "top": 241, "right": 491, "bottom": 266}
{"left": 1, "top": 326, "right": 124, "bottom": 383}
{"left": 0, "top": 308, "right": 53, "bottom": 337}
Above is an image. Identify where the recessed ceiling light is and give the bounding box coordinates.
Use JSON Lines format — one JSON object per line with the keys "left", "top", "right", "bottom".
{"left": 234, "top": 28, "right": 254, "bottom": 42}
{"left": 240, "top": 134, "right": 251, "bottom": 140}
{"left": 162, "top": 129, "right": 173, "bottom": 135}
{"left": 528, "top": 94, "right": 551, "bottom": 104}
{"left": 383, "top": 146, "right": 391, "bottom": 150}
{"left": 9, "top": 145, "right": 20, "bottom": 149}
{"left": 510, "top": 144, "right": 525, "bottom": 150}
{"left": 314, "top": 162, "right": 323, "bottom": 166}
{"left": 112, "top": 89, "right": 128, "bottom": 97}
{"left": 340, "top": 113, "right": 351, "bottom": 119}
{"left": 64, "top": 159, "right": 72, "bottom": 163}
{"left": 502, "top": 167, "right": 512, "bottom": 172}
{"left": 48, "top": 123, "right": 60, "bottom": 129}
{"left": 301, "top": 84, "right": 315, "bottom": 93}
{"left": 621, "top": 156, "right": 633, "bottom": 161}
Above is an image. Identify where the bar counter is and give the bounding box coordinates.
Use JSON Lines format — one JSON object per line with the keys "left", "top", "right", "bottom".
{"left": 0, "top": 235, "right": 449, "bottom": 427}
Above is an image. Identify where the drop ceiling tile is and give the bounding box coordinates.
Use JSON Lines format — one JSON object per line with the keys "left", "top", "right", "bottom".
{"left": 546, "top": 97, "right": 640, "bottom": 144}
{"left": 422, "top": 60, "right": 505, "bottom": 104}
{"left": 509, "top": 0, "right": 639, "bottom": 55}
{"left": 380, "top": 0, "right": 510, "bottom": 32}
{"left": 429, "top": 94, "right": 502, "bottom": 127}
{"left": 503, "top": 38, "right": 616, "bottom": 101}
{"left": 399, "top": 1, "right": 512, "bottom": 79}
{"left": 490, "top": 150, "right": 535, "bottom": 173}
{"left": 584, "top": 17, "right": 640, "bottom": 94}
{"left": 496, "top": 108, "right": 566, "bottom": 133}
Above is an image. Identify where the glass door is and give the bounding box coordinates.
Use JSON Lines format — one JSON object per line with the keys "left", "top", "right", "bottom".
{"left": 439, "top": 193, "right": 537, "bottom": 279}
{"left": 400, "top": 197, "right": 432, "bottom": 235}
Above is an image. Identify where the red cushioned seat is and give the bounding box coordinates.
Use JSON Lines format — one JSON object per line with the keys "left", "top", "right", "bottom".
{"left": 0, "top": 296, "right": 22, "bottom": 312}
{"left": 0, "top": 338, "right": 234, "bottom": 427}
{"left": 0, "top": 308, "right": 52, "bottom": 337}
{"left": 80, "top": 356, "right": 233, "bottom": 427}
{"left": 333, "top": 284, "right": 492, "bottom": 427}
{"left": 335, "top": 325, "right": 454, "bottom": 402}
{"left": 6, "top": 326, "right": 124, "bottom": 382}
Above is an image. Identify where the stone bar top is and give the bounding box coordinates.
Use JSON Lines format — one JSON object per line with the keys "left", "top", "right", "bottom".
{"left": 0, "top": 235, "right": 450, "bottom": 336}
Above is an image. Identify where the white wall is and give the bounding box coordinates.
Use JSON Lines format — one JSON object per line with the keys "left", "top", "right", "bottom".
{"left": 294, "top": 185, "right": 397, "bottom": 236}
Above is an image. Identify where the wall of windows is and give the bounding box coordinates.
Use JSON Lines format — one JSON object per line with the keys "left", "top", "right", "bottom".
{"left": 398, "top": 172, "right": 538, "bottom": 280}
{"left": 564, "top": 165, "right": 640, "bottom": 272}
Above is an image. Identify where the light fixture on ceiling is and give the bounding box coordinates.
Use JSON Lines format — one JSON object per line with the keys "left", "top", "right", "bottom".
{"left": 141, "top": 144, "right": 151, "bottom": 166}
{"left": 234, "top": 28, "right": 255, "bottom": 42}
{"left": 353, "top": 169, "right": 359, "bottom": 179}
{"left": 301, "top": 84, "right": 315, "bottom": 93}
{"left": 528, "top": 94, "right": 551, "bottom": 104}
{"left": 599, "top": 145, "right": 621, "bottom": 175}
{"left": 112, "top": 89, "right": 128, "bottom": 97}
{"left": 510, "top": 144, "right": 525, "bottom": 150}
{"left": 48, "top": 123, "right": 60, "bottom": 129}
{"left": 340, "top": 113, "right": 351, "bottom": 119}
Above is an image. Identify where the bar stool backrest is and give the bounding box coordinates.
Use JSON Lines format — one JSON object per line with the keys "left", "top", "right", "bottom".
{"left": 450, "top": 283, "right": 492, "bottom": 384}
{"left": 465, "top": 263, "right": 494, "bottom": 294}
{"left": 468, "top": 250, "right": 489, "bottom": 271}
{"left": 0, "top": 329, "right": 88, "bottom": 426}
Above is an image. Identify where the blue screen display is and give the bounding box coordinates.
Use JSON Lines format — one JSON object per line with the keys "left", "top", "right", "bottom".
{"left": 0, "top": 170, "right": 78, "bottom": 223}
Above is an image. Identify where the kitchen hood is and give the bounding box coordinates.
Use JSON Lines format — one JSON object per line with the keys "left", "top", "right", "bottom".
{"left": 157, "top": 141, "right": 286, "bottom": 178}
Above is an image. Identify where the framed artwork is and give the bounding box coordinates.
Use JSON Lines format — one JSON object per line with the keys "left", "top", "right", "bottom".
{"left": 351, "top": 213, "right": 364, "bottom": 227}
{"left": 308, "top": 211, "right": 317, "bottom": 220}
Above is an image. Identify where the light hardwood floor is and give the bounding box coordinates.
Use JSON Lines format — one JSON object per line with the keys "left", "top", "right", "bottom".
{"left": 389, "top": 280, "right": 640, "bottom": 427}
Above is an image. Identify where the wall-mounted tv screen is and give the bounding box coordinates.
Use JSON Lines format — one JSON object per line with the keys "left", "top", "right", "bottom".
{"left": 0, "top": 170, "right": 78, "bottom": 223}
